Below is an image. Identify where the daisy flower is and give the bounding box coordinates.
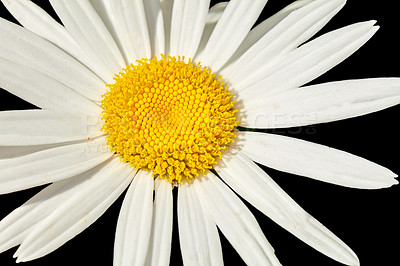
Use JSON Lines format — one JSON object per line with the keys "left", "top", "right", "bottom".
{"left": 0, "top": 0, "right": 399, "bottom": 265}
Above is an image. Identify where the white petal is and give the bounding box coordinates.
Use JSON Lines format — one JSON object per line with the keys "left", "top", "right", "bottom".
{"left": 160, "top": 0, "right": 173, "bottom": 54}
{"left": 237, "top": 21, "right": 378, "bottom": 101}
{"left": 0, "top": 137, "right": 113, "bottom": 194}
{"left": 49, "top": 0, "right": 125, "bottom": 82}
{"left": 0, "top": 57, "right": 102, "bottom": 114}
{"left": 114, "top": 170, "right": 154, "bottom": 266}
{"left": 89, "top": 0, "right": 127, "bottom": 62}
{"left": 237, "top": 132, "right": 398, "bottom": 189}
{"left": 196, "top": 2, "right": 228, "bottom": 56}
{"left": 242, "top": 78, "right": 400, "bottom": 128}
{"left": 0, "top": 182, "right": 65, "bottom": 254}
{"left": 0, "top": 159, "right": 114, "bottom": 253}
{"left": 170, "top": 0, "right": 210, "bottom": 59}
{"left": 196, "top": 0, "right": 268, "bottom": 71}
{"left": 216, "top": 152, "right": 359, "bottom": 265}
{"left": 145, "top": 178, "right": 173, "bottom": 266}
{"left": 191, "top": 185, "right": 223, "bottom": 266}
{"left": 143, "top": 0, "right": 165, "bottom": 57}
{"left": 193, "top": 171, "right": 281, "bottom": 265}
{"left": 110, "top": 0, "right": 151, "bottom": 63}
{"left": 0, "top": 110, "right": 103, "bottom": 146}
{"left": 222, "top": 0, "right": 345, "bottom": 84}
{"left": 0, "top": 0, "right": 93, "bottom": 71}
{"left": 0, "top": 17, "right": 106, "bottom": 101}
{"left": 0, "top": 143, "right": 64, "bottom": 160}
{"left": 178, "top": 181, "right": 223, "bottom": 266}
{"left": 225, "top": 0, "right": 314, "bottom": 63}
{"left": 14, "top": 158, "right": 135, "bottom": 262}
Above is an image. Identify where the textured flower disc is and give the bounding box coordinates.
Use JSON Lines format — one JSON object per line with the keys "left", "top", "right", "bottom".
{"left": 101, "top": 55, "right": 238, "bottom": 183}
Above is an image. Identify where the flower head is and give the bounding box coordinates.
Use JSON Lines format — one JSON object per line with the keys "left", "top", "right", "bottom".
{"left": 0, "top": 0, "right": 399, "bottom": 265}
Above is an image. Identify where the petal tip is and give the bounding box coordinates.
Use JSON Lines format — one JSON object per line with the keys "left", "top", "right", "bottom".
{"left": 384, "top": 170, "right": 398, "bottom": 187}
{"left": 375, "top": 174, "right": 398, "bottom": 189}
{"left": 369, "top": 19, "right": 378, "bottom": 26}
{"left": 350, "top": 256, "right": 360, "bottom": 266}
{"left": 340, "top": 248, "right": 359, "bottom": 266}
{"left": 391, "top": 176, "right": 399, "bottom": 186}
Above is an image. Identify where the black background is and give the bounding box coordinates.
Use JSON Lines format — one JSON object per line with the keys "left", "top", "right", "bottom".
{"left": 0, "top": 0, "right": 399, "bottom": 265}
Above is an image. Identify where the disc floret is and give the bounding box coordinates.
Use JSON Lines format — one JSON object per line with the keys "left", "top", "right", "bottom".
{"left": 101, "top": 55, "right": 238, "bottom": 183}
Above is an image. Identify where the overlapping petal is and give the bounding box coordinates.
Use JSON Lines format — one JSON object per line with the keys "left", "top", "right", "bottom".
{"left": 0, "top": 0, "right": 91, "bottom": 70}
{"left": 241, "top": 78, "right": 400, "bottom": 128}
{"left": 14, "top": 157, "right": 135, "bottom": 262}
{"left": 114, "top": 170, "right": 154, "bottom": 266}
{"left": 0, "top": 57, "right": 102, "bottom": 114}
{"left": 143, "top": 0, "right": 165, "bottom": 57}
{"left": 49, "top": 0, "right": 125, "bottom": 82}
{"left": 0, "top": 137, "right": 113, "bottom": 194}
{"left": 193, "top": 171, "right": 281, "bottom": 265}
{"left": 0, "top": 158, "right": 129, "bottom": 254}
{"left": 109, "top": 0, "right": 151, "bottom": 63}
{"left": 0, "top": 144, "right": 63, "bottom": 160}
{"left": 0, "top": 14, "right": 106, "bottom": 101}
{"left": 216, "top": 152, "right": 359, "bottom": 265}
{"left": 196, "top": 2, "right": 228, "bottom": 55}
{"left": 237, "top": 131, "right": 398, "bottom": 189}
{"left": 170, "top": 0, "right": 209, "bottom": 59}
{"left": 0, "top": 110, "right": 102, "bottom": 146}
{"left": 226, "top": 0, "right": 314, "bottom": 63}
{"left": 145, "top": 178, "right": 173, "bottom": 266}
{"left": 222, "top": 0, "right": 346, "bottom": 84}
{"left": 89, "top": 0, "right": 126, "bottom": 61}
{"left": 235, "top": 21, "right": 378, "bottom": 102}
{"left": 196, "top": 0, "right": 268, "bottom": 71}
{"left": 178, "top": 181, "right": 223, "bottom": 266}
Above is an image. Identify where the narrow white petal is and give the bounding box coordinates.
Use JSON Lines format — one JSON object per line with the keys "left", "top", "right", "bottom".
{"left": 196, "top": 2, "right": 228, "bottom": 56}
{"left": 0, "top": 137, "right": 113, "bottom": 194}
{"left": 178, "top": 181, "right": 223, "bottom": 266}
{"left": 160, "top": 0, "right": 173, "bottom": 54}
{"left": 114, "top": 171, "right": 154, "bottom": 266}
{"left": 237, "top": 21, "right": 378, "bottom": 101}
{"left": 242, "top": 78, "right": 400, "bottom": 128}
{"left": 196, "top": 0, "right": 268, "bottom": 71}
{"left": 143, "top": 0, "right": 165, "bottom": 57}
{"left": 0, "top": 0, "right": 93, "bottom": 70}
{"left": 15, "top": 158, "right": 135, "bottom": 262}
{"left": 110, "top": 0, "right": 151, "bottom": 63}
{"left": 49, "top": 0, "right": 125, "bottom": 82}
{"left": 226, "top": 0, "right": 314, "bottom": 63}
{"left": 0, "top": 143, "right": 64, "bottom": 160}
{"left": 0, "top": 159, "right": 115, "bottom": 253}
{"left": 0, "top": 57, "right": 102, "bottom": 114}
{"left": 145, "top": 178, "right": 173, "bottom": 266}
{"left": 89, "top": 0, "right": 127, "bottom": 63}
{"left": 170, "top": 0, "right": 210, "bottom": 58}
{"left": 238, "top": 132, "right": 398, "bottom": 189}
{"left": 216, "top": 152, "right": 359, "bottom": 265}
{"left": 0, "top": 17, "right": 106, "bottom": 101}
{"left": 0, "top": 110, "right": 103, "bottom": 146}
{"left": 0, "top": 182, "right": 64, "bottom": 254}
{"left": 222, "top": 0, "right": 345, "bottom": 84}
{"left": 193, "top": 171, "right": 281, "bottom": 265}
{"left": 193, "top": 187, "right": 223, "bottom": 266}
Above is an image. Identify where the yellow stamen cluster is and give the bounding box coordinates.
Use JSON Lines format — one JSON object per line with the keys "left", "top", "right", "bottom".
{"left": 101, "top": 55, "right": 238, "bottom": 183}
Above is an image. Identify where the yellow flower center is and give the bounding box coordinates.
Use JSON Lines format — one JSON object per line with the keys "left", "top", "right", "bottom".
{"left": 101, "top": 55, "right": 238, "bottom": 183}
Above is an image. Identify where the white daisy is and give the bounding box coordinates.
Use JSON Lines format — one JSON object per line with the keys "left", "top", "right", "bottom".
{"left": 0, "top": 0, "right": 398, "bottom": 265}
